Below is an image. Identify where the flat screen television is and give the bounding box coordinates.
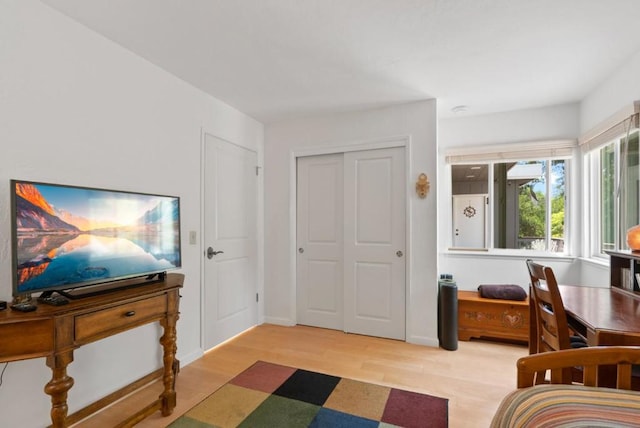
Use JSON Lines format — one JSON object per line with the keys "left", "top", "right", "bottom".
{"left": 10, "top": 179, "right": 182, "bottom": 300}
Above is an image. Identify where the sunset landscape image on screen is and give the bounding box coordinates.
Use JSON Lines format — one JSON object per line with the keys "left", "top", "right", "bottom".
{"left": 13, "top": 181, "right": 181, "bottom": 293}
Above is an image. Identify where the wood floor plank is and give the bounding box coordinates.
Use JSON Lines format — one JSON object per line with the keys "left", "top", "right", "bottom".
{"left": 73, "top": 324, "right": 527, "bottom": 428}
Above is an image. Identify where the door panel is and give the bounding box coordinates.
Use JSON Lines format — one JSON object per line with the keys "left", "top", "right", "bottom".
{"left": 355, "top": 262, "right": 393, "bottom": 319}
{"left": 452, "top": 194, "right": 487, "bottom": 248}
{"left": 344, "top": 148, "right": 406, "bottom": 340}
{"left": 204, "top": 134, "right": 257, "bottom": 349}
{"left": 217, "top": 257, "right": 250, "bottom": 319}
{"left": 355, "top": 157, "right": 394, "bottom": 243}
{"left": 306, "top": 260, "right": 341, "bottom": 313}
{"left": 296, "top": 154, "right": 344, "bottom": 330}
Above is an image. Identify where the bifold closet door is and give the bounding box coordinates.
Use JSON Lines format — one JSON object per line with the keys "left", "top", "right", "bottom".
{"left": 296, "top": 154, "right": 344, "bottom": 330}
{"left": 343, "top": 148, "right": 406, "bottom": 340}
{"left": 297, "top": 147, "right": 406, "bottom": 341}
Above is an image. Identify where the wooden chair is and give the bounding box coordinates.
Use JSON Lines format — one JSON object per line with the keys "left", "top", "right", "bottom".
{"left": 595, "top": 329, "right": 640, "bottom": 390}
{"left": 490, "top": 347, "right": 640, "bottom": 427}
{"left": 526, "top": 259, "right": 587, "bottom": 383}
{"left": 517, "top": 346, "right": 640, "bottom": 389}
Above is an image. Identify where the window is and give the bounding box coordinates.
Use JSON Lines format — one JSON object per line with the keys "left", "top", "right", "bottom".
{"left": 593, "top": 130, "right": 639, "bottom": 254}
{"left": 581, "top": 102, "right": 640, "bottom": 258}
{"left": 450, "top": 157, "right": 568, "bottom": 253}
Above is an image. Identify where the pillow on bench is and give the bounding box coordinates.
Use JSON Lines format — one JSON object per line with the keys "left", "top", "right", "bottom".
{"left": 477, "top": 284, "right": 527, "bottom": 301}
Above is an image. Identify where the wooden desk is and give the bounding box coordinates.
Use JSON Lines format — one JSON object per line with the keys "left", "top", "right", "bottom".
{"left": 0, "top": 273, "right": 183, "bottom": 428}
{"left": 528, "top": 284, "right": 640, "bottom": 354}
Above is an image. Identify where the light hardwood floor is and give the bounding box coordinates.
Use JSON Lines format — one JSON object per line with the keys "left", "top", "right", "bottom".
{"left": 75, "top": 324, "right": 528, "bottom": 428}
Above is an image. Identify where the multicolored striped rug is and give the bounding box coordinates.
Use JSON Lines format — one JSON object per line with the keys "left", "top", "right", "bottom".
{"left": 169, "top": 360, "right": 448, "bottom": 427}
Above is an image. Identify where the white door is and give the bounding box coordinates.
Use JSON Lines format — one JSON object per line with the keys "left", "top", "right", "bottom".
{"left": 452, "top": 194, "right": 487, "bottom": 248}
{"left": 344, "top": 148, "right": 406, "bottom": 340}
{"left": 296, "top": 154, "right": 344, "bottom": 330}
{"left": 296, "top": 147, "right": 406, "bottom": 341}
{"left": 203, "top": 134, "right": 258, "bottom": 349}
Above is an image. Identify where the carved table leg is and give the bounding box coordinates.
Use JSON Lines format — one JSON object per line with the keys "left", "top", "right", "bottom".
{"left": 45, "top": 351, "right": 75, "bottom": 428}
{"left": 159, "top": 310, "right": 179, "bottom": 416}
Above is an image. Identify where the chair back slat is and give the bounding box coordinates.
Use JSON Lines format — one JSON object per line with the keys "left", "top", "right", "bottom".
{"left": 617, "top": 364, "right": 632, "bottom": 389}
{"left": 582, "top": 365, "right": 598, "bottom": 386}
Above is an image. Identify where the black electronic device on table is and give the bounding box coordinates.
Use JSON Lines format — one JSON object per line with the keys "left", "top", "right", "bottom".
{"left": 10, "top": 302, "right": 37, "bottom": 312}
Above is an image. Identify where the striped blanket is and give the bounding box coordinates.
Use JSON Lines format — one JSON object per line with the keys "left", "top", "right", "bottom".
{"left": 490, "top": 384, "right": 640, "bottom": 427}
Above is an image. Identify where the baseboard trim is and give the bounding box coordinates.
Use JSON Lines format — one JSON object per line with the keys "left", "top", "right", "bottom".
{"left": 264, "top": 316, "right": 295, "bottom": 326}
{"left": 407, "top": 334, "right": 439, "bottom": 347}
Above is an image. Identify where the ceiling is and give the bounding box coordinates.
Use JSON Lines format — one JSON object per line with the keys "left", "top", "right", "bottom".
{"left": 41, "top": 0, "right": 640, "bottom": 124}
{"left": 452, "top": 164, "right": 489, "bottom": 183}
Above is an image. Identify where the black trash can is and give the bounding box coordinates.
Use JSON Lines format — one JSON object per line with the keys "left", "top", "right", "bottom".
{"left": 438, "top": 274, "right": 458, "bottom": 351}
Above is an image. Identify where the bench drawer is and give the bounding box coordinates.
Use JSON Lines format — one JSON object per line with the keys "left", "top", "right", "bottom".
{"left": 0, "top": 319, "right": 54, "bottom": 360}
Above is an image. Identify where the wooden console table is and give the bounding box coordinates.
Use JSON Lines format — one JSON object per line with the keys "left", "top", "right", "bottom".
{"left": 0, "top": 273, "right": 183, "bottom": 427}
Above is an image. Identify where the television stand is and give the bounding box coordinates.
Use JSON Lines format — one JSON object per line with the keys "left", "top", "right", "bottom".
{"left": 0, "top": 273, "right": 183, "bottom": 428}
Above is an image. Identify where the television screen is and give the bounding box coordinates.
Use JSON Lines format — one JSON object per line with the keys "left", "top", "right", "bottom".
{"left": 11, "top": 180, "right": 181, "bottom": 297}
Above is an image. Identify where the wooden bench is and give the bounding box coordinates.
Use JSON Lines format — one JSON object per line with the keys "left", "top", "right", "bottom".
{"left": 458, "top": 290, "right": 529, "bottom": 344}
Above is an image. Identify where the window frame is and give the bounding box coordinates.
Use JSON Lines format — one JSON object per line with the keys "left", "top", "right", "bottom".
{"left": 580, "top": 103, "right": 640, "bottom": 264}
{"left": 445, "top": 139, "right": 575, "bottom": 256}
{"left": 585, "top": 128, "right": 639, "bottom": 259}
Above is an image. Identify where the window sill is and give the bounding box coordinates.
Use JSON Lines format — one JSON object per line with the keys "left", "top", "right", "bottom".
{"left": 443, "top": 248, "right": 576, "bottom": 261}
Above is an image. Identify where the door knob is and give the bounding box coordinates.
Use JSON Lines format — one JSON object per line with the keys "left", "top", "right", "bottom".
{"left": 396, "top": 250, "right": 403, "bottom": 257}
{"left": 298, "top": 248, "right": 304, "bottom": 253}
{"left": 207, "top": 247, "right": 224, "bottom": 259}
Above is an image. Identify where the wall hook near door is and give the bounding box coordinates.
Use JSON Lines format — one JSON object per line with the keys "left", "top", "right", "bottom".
{"left": 416, "top": 173, "right": 430, "bottom": 198}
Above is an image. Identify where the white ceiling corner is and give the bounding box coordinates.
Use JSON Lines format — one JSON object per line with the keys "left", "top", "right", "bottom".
{"left": 40, "top": 0, "right": 640, "bottom": 124}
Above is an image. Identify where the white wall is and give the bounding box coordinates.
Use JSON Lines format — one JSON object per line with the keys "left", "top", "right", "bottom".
{"left": 438, "top": 104, "right": 588, "bottom": 290}
{"left": 264, "top": 101, "right": 438, "bottom": 346}
{"left": 439, "top": 103, "right": 581, "bottom": 147}
{"left": 578, "top": 47, "right": 640, "bottom": 286}
{"left": 581, "top": 49, "right": 640, "bottom": 133}
{"left": 0, "top": 2, "right": 263, "bottom": 427}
